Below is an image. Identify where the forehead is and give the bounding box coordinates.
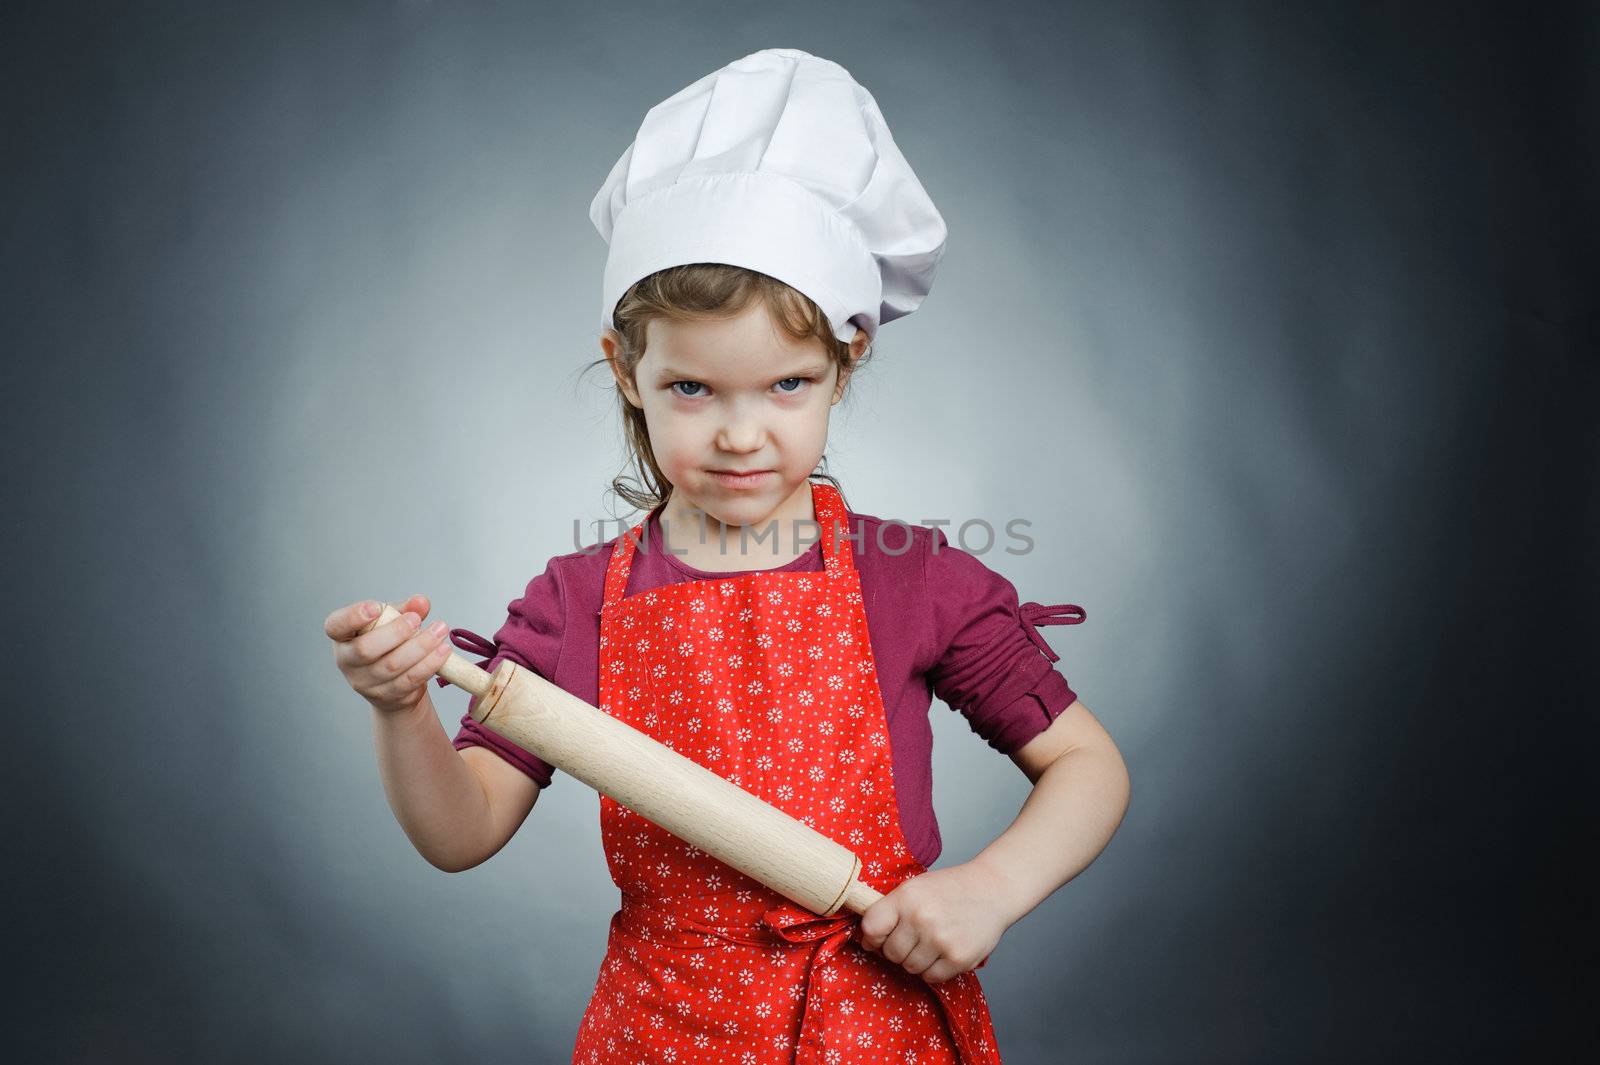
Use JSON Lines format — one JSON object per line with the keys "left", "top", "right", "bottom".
{"left": 643, "top": 303, "right": 826, "bottom": 373}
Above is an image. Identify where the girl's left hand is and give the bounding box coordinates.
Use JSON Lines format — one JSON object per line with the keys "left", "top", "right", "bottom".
{"left": 856, "top": 861, "right": 1015, "bottom": 984}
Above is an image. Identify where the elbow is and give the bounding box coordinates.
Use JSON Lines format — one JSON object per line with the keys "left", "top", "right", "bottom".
{"left": 426, "top": 850, "right": 486, "bottom": 874}
{"left": 1082, "top": 738, "right": 1131, "bottom": 826}
{"left": 1113, "top": 751, "right": 1132, "bottom": 822}
{"left": 414, "top": 832, "right": 492, "bottom": 874}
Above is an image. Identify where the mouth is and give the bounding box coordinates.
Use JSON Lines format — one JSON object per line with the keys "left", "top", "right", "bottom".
{"left": 707, "top": 469, "right": 774, "bottom": 489}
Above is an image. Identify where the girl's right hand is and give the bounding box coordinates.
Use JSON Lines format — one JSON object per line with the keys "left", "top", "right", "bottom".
{"left": 325, "top": 594, "right": 454, "bottom": 716}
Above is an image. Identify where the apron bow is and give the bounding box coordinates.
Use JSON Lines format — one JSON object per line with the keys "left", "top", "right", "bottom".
{"left": 617, "top": 898, "right": 861, "bottom": 1062}
{"left": 759, "top": 900, "right": 859, "bottom": 947}
{"left": 758, "top": 899, "right": 998, "bottom": 1065}
{"left": 758, "top": 901, "right": 861, "bottom": 1063}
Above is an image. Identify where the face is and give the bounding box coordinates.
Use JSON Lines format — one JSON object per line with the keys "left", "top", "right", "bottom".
{"left": 603, "top": 299, "right": 866, "bottom": 538}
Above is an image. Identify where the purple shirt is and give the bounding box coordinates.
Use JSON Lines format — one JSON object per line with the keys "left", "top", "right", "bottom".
{"left": 446, "top": 505, "right": 1083, "bottom": 867}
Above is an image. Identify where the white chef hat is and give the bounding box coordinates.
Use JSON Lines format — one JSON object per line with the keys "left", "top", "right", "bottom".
{"left": 589, "top": 47, "right": 947, "bottom": 345}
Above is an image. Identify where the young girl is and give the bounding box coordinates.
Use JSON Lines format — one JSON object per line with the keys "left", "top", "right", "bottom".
{"left": 328, "top": 48, "right": 1130, "bottom": 1064}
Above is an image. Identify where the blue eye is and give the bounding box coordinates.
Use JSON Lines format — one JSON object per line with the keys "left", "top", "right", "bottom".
{"left": 668, "top": 378, "right": 812, "bottom": 398}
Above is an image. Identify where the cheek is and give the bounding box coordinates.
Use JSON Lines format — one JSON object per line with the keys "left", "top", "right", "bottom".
{"left": 641, "top": 408, "right": 697, "bottom": 467}
{"left": 777, "top": 409, "right": 832, "bottom": 470}
{"left": 798, "top": 402, "right": 834, "bottom": 442}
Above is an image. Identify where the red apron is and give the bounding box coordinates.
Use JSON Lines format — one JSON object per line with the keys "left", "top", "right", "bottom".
{"left": 571, "top": 481, "right": 1003, "bottom": 1064}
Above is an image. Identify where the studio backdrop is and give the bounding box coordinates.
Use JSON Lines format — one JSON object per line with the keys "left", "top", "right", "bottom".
{"left": 7, "top": 2, "right": 1591, "bottom": 1062}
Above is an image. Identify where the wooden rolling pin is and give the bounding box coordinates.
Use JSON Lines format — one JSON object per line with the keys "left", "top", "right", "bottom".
{"left": 360, "top": 602, "right": 884, "bottom": 917}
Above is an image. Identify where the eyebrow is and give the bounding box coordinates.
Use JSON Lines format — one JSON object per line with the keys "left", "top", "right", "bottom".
{"left": 655, "top": 361, "right": 830, "bottom": 383}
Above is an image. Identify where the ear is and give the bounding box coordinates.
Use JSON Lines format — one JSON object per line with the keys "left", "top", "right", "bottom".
{"left": 602, "top": 330, "right": 643, "bottom": 408}
{"left": 832, "top": 331, "right": 868, "bottom": 404}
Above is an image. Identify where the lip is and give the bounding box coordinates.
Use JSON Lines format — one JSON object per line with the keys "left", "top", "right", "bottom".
{"left": 708, "top": 469, "right": 774, "bottom": 489}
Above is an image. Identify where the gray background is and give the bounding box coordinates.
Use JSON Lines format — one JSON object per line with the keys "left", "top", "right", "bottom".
{"left": 6, "top": 1, "right": 1593, "bottom": 1062}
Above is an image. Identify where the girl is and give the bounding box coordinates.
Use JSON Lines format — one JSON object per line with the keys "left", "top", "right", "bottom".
{"left": 328, "top": 48, "right": 1130, "bottom": 1064}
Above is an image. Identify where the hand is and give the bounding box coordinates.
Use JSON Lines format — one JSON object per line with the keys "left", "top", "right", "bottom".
{"left": 325, "top": 594, "right": 452, "bottom": 717}
{"left": 856, "top": 861, "right": 1016, "bottom": 984}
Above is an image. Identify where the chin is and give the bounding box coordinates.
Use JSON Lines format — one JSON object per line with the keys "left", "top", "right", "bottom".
{"left": 702, "top": 492, "right": 774, "bottom": 520}
{"left": 699, "top": 482, "right": 785, "bottom": 520}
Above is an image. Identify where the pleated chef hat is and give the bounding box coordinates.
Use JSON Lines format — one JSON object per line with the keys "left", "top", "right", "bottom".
{"left": 589, "top": 47, "right": 947, "bottom": 344}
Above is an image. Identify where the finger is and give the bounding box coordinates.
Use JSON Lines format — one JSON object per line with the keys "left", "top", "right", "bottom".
{"left": 858, "top": 904, "right": 896, "bottom": 952}
{"left": 364, "top": 616, "right": 440, "bottom": 679}
{"left": 366, "top": 628, "right": 454, "bottom": 706}
{"left": 365, "top": 621, "right": 452, "bottom": 700}
{"left": 881, "top": 922, "right": 921, "bottom": 966}
{"left": 920, "top": 959, "right": 961, "bottom": 985}
{"left": 341, "top": 610, "right": 426, "bottom": 669}
{"left": 325, "top": 600, "right": 381, "bottom": 642}
{"left": 901, "top": 938, "right": 943, "bottom": 976}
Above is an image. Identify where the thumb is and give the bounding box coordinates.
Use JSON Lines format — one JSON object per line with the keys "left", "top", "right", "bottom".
{"left": 858, "top": 896, "right": 898, "bottom": 950}
{"left": 402, "top": 593, "right": 431, "bottom": 618}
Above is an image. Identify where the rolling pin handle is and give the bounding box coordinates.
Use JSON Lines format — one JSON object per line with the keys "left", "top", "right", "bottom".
{"left": 840, "top": 877, "right": 884, "bottom": 916}
{"left": 356, "top": 601, "right": 494, "bottom": 699}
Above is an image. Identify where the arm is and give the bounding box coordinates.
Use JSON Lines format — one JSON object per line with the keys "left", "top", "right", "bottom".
{"left": 972, "top": 699, "right": 1131, "bottom": 923}
{"left": 857, "top": 698, "right": 1129, "bottom": 981}
{"left": 372, "top": 689, "right": 542, "bottom": 873}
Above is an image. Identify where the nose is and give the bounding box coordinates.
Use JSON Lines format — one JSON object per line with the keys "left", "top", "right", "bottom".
{"left": 715, "top": 400, "right": 766, "bottom": 454}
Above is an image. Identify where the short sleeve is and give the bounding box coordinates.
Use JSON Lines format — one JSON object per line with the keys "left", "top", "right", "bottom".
{"left": 440, "top": 558, "right": 566, "bottom": 788}
{"left": 922, "top": 529, "right": 1086, "bottom": 754}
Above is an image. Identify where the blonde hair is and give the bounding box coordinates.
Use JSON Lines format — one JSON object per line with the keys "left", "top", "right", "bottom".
{"left": 586, "top": 263, "right": 873, "bottom": 517}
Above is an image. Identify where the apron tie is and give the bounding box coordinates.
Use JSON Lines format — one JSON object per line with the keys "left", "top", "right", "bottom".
{"left": 1018, "top": 601, "right": 1086, "bottom": 663}
{"left": 431, "top": 627, "right": 499, "bottom": 687}
{"left": 759, "top": 901, "right": 860, "bottom": 1063}
{"left": 615, "top": 895, "right": 855, "bottom": 1060}
{"left": 758, "top": 899, "right": 999, "bottom": 1065}
{"left": 616, "top": 896, "right": 878, "bottom": 1063}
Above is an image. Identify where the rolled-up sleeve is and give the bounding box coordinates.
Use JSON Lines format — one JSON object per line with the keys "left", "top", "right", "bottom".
{"left": 439, "top": 558, "right": 565, "bottom": 788}
{"left": 922, "top": 529, "right": 1086, "bottom": 754}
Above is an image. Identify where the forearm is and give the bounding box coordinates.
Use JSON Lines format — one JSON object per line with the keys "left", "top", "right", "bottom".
{"left": 370, "top": 691, "right": 493, "bottom": 872}
{"left": 970, "top": 742, "right": 1131, "bottom": 924}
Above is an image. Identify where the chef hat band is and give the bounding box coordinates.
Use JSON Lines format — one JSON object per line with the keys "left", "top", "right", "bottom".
{"left": 601, "top": 171, "right": 879, "bottom": 345}
{"left": 590, "top": 48, "right": 947, "bottom": 345}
